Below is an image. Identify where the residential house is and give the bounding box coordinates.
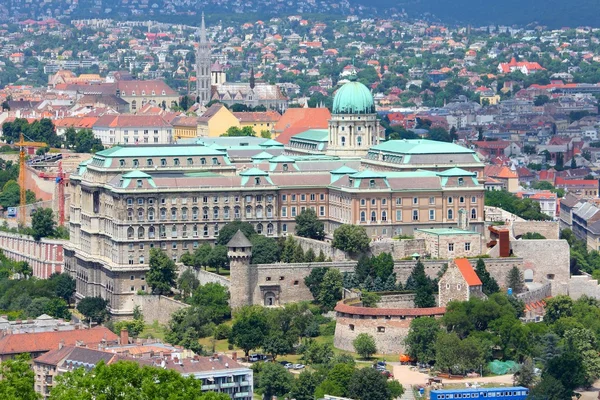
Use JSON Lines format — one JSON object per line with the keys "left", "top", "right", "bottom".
{"left": 172, "top": 116, "right": 199, "bottom": 140}
{"left": 516, "top": 190, "right": 558, "bottom": 219}
{"left": 92, "top": 114, "right": 173, "bottom": 146}
{"left": 197, "top": 103, "right": 240, "bottom": 137}
{"left": 233, "top": 111, "right": 281, "bottom": 135}
{"left": 484, "top": 165, "right": 519, "bottom": 192}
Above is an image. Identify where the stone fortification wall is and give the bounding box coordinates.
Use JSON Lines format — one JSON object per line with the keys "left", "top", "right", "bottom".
{"left": 333, "top": 299, "right": 445, "bottom": 354}
{"left": 568, "top": 275, "right": 600, "bottom": 300}
{"left": 292, "top": 236, "right": 349, "bottom": 261}
{"left": 193, "top": 268, "right": 231, "bottom": 288}
{"left": 132, "top": 295, "right": 189, "bottom": 325}
{"left": 250, "top": 261, "right": 356, "bottom": 305}
{"left": 510, "top": 240, "right": 570, "bottom": 290}
{"left": 511, "top": 221, "right": 560, "bottom": 240}
{"left": 369, "top": 238, "right": 427, "bottom": 259}
{"left": 375, "top": 293, "right": 416, "bottom": 309}
{"left": 517, "top": 282, "right": 552, "bottom": 304}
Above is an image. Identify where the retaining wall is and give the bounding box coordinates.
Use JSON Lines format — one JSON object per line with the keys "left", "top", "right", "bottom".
{"left": 132, "top": 295, "right": 189, "bottom": 325}
{"left": 193, "top": 268, "right": 231, "bottom": 288}
{"left": 511, "top": 221, "right": 560, "bottom": 240}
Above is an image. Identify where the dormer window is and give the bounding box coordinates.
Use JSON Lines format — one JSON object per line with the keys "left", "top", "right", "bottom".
{"left": 161, "top": 158, "right": 166, "bottom": 166}
{"left": 161, "top": 90, "right": 166, "bottom": 95}
{"left": 212, "top": 158, "right": 218, "bottom": 165}
{"left": 283, "top": 164, "right": 288, "bottom": 171}
{"left": 255, "top": 177, "right": 261, "bottom": 185}
{"left": 152, "top": 90, "right": 156, "bottom": 95}
{"left": 369, "top": 179, "right": 375, "bottom": 188}
{"left": 174, "top": 158, "right": 180, "bottom": 166}
{"left": 201, "top": 158, "right": 206, "bottom": 165}
{"left": 133, "top": 159, "right": 139, "bottom": 168}
{"left": 131, "top": 91, "right": 136, "bottom": 96}
{"left": 119, "top": 159, "right": 125, "bottom": 167}
{"left": 187, "top": 158, "right": 193, "bottom": 166}
{"left": 147, "top": 159, "right": 153, "bottom": 166}
{"left": 137, "top": 180, "right": 143, "bottom": 188}
{"left": 458, "top": 178, "right": 464, "bottom": 186}
{"left": 141, "top": 90, "right": 146, "bottom": 96}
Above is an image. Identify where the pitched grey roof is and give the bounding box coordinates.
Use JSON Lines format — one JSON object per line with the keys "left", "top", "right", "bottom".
{"left": 227, "top": 230, "right": 253, "bottom": 248}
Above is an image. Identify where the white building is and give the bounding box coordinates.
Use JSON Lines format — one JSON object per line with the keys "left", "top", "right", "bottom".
{"left": 92, "top": 114, "right": 173, "bottom": 146}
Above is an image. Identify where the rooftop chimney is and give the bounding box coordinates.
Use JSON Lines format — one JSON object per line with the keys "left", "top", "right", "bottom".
{"left": 120, "top": 328, "right": 129, "bottom": 345}
{"left": 58, "top": 340, "right": 65, "bottom": 350}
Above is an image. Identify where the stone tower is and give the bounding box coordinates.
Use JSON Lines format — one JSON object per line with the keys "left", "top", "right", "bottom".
{"left": 227, "top": 230, "right": 253, "bottom": 309}
{"left": 196, "top": 12, "right": 211, "bottom": 106}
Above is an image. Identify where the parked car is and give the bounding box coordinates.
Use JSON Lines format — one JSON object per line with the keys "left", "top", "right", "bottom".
{"left": 293, "top": 364, "right": 305, "bottom": 370}
{"left": 381, "top": 370, "right": 394, "bottom": 379}
{"left": 374, "top": 361, "right": 387, "bottom": 371}
{"left": 280, "top": 361, "right": 293, "bottom": 369}
{"left": 248, "top": 354, "right": 267, "bottom": 362}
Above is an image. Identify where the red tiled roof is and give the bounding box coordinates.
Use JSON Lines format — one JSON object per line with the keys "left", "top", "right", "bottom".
{"left": 0, "top": 327, "right": 118, "bottom": 356}
{"left": 335, "top": 301, "right": 446, "bottom": 317}
{"left": 454, "top": 258, "right": 482, "bottom": 287}
{"left": 233, "top": 110, "right": 281, "bottom": 123}
{"left": 274, "top": 108, "right": 331, "bottom": 144}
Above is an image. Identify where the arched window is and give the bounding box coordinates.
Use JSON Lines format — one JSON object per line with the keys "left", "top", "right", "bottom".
{"left": 137, "top": 208, "right": 144, "bottom": 221}
{"left": 148, "top": 208, "right": 155, "bottom": 221}
{"left": 267, "top": 223, "right": 274, "bottom": 235}
{"left": 148, "top": 226, "right": 155, "bottom": 238}
{"left": 360, "top": 211, "right": 366, "bottom": 222}
{"left": 201, "top": 158, "right": 206, "bottom": 165}
{"left": 192, "top": 207, "right": 199, "bottom": 220}
{"left": 471, "top": 208, "right": 477, "bottom": 219}
{"left": 127, "top": 209, "right": 133, "bottom": 221}
{"left": 181, "top": 207, "right": 188, "bottom": 220}
{"left": 131, "top": 100, "right": 137, "bottom": 110}
{"left": 266, "top": 206, "right": 273, "bottom": 218}
{"left": 224, "top": 207, "right": 230, "bottom": 219}
{"left": 171, "top": 225, "right": 177, "bottom": 238}
{"left": 246, "top": 206, "right": 252, "bottom": 218}
{"left": 382, "top": 210, "right": 387, "bottom": 221}
{"left": 213, "top": 207, "right": 219, "bottom": 219}
{"left": 138, "top": 227, "right": 145, "bottom": 239}
{"left": 214, "top": 223, "right": 219, "bottom": 236}
{"left": 203, "top": 207, "right": 209, "bottom": 220}
{"left": 460, "top": 196, "right": 465, "bottom": 203}
{"left": 371, "top": 211, "right": 377, "bottom": 222}
{"left": 357, "top": 136, "right": 362, "bottom": 146}
{"left": 256, "top": 223, "right": 263, "bottom": 234}
{"left": 182, "top": 225, "right": 188, "bottom": 237}
{"left": 127, "top": 227, "right": 134, "bottom": 239}
{"left": 447, "top": 209, "right": 453, "bottom": 220}
{"left": 234, "top": 206, "right": 241, "bottom": 219}
{"left": 203, "top": 224, "right": 209, "bottom": 236}
{"left": 212, "top": 157, "right": 218, "bottom": 165}
{"left": 341, "top": 136, "right": 346, "bottom": 146}
{"left": 160, "top": 208, "right": 167, "bottom": 220}
{"left": 171, "top": 208, "right": 177, "bottom": 220}
{"left": 256, "top": 206, "right": 263, "bottom": 218}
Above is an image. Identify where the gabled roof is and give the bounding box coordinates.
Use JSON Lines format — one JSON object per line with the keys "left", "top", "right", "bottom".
{"left": 454, "top": 258, "right": 482, "bottom": 287}
{"left": 251, "top": 151, "right": 274, "bottom": 160}
{"left": 436, "top": 167, "right": 476, "bottom": 177}
{"left": 350, "top": 170, "right": 386, "bottom": 179}
{"left": 330, "top": 165, "right": 358, "bottom": 175}
{"left": 227, "top": 230, "right": 253, "bottom": 248}
{"left": 0, "top": 327, "right": 118, "bottom": 356}
{"left": 239, "top": 167, "right": 269, "bottom": 176}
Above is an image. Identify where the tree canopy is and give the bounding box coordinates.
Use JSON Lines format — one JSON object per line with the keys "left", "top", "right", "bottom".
{"left": 147, "top": 248, "right": 177, "bottom": 295}
{"left": 295, "top": 208, "right": 325, "bottom": 240}
{"left": 332, "top": 224, "right": 370, "bottom": 254}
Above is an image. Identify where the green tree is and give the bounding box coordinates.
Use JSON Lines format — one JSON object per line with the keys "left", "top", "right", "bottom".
{"left": 332, "top": 224, "right": 370, "bottom": 254}
{"left": 0, "top": 354, "right": 39, "bottom": 400}
{"left": 545, "top": 295, "right": 573, "bottom": 324}
{"left": 216, "top": 221, "right": 256, "bottom": 245}
{"left": 317, "top": 269, "right": 343, "bottom": 310}
{"left": 506, "top": 266, "right": 525, "bottom": 294}
{"left": 405, "top": 316, "right": 440, "bottom": 364}
{"left": 564, "top": 327, "right": 600, "bottom": 385}
{"left": 289, "top": 370, "right": 321, "bottom": 400}
{"left": 371, "top": 252, "right": 394, "bottom": 280}
{"left": 529, "top": 375, "right": 570, "bottom": 400}
{"left": 353, "top": 333, "right": 377, "bottom": 359}
{"left": 361, "top": 292, "right": 381, "bottom": 308}
{"left": 304, "top": 267, "right": 329, "bottom": 299}
{"left": 49, "top": 361, "right": 229, "bottom": 400}
{"left": 521, "top": 232, "right": 546, "bottom": 239}
{"left": 262, "top": 330, "right": 293, "bottom": 361}
{"left": 292, "top": 243, "right": 305, "bottom": 263}
{"left": 177, "top": 268, "right": 199, "bottom": 301}
{"left": 193, "top": 243, "right": 213, "bottom": 269}
{"left": 474, "top": 258, "right": 500, "bottom": 296}
{"left": 50, "top": 272, "right": 76, "bottom": 305}
{"left": 435, "top": 331, "right": 462, "bottom": 373}
{"left": 31, "top": 208, "right": 56, "bottom": 241}
{"left": 147, "top": 248, "right": 177, "bottom": 295}
{"left": 76, "top": 296, "right": 109, "bottom": 324}
{"left": 300, "top": 340, "right": 334, "bottom": 365}
{"left": 295, "top": 208, "right": 325, "bottom": 240}
{"left": 250, "top": 235, "right": 280, "bottom": 264}
{"left": 229, "top": 306, "right": 270, "bottom": 358}
{"left": 190, "top": 283, "right": 231, "bottom": 323}
{"left": 534, "top": 95, "right": 550, "bottom": 106}
{"left": 348, "top": 367, "right": 391, "bottom": 400}
{"left": 205, "top": 245, "right": 229, "bottom": 273}
{"left": 256, "top": 362, "right": 292, "bottom": 400}
{"left": 513, "top": 357, "right": 537, "bottom": 388}
{"left": 412, "top": 260, "right": 436, "bottom": 308}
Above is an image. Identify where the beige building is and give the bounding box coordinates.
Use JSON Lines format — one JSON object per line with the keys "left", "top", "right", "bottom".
{"left": 414, "top": 228, "right": 482, "bottom": 259}
{"left": 438, "top": 258, "right": 485, "bottom": 307}
{"left": 197, "top": 103, "right": 241, "bottom": 137}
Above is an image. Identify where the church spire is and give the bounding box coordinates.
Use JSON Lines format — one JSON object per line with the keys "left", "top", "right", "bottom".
{"left": 249, "top": 66, "right": 255, "bottom": 90}
{"left": 200, "top": 12, "right": 207, "bottom": 44}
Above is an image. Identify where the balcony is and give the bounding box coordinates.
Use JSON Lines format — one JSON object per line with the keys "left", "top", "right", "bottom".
{"left": 234, "top": 392, "right": 250, "bottom": 398}
{"left": 220, "top": 382, "right": 236, "bottom": 388}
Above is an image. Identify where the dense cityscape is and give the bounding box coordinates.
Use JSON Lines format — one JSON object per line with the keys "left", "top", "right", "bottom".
{"left": 1, "top": 2, "right": 600, "bottom": 400}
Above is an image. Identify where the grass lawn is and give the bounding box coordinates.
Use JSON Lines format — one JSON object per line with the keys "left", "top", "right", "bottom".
{"left": 204, "top": 267, "right": 230, "bottom": 276}
{"left": 139, "top": 321, "right": 168, "bottom": 341}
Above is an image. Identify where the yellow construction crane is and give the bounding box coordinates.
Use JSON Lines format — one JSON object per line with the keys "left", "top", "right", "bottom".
{"left": 15, "top": 133, "right": 47, "bottom": 225}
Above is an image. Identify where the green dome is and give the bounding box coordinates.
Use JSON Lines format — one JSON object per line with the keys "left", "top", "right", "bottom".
{"left": 332, "top": 77, "right": 375, "bottom": 115}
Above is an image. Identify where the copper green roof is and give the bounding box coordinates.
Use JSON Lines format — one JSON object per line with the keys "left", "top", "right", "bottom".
{"left": 269, "top": 155, "right": 295, "bottom": 163}
{"left": 95, "top": 145, "right": 226, "bottom": 157}
{"left": 330, "top": 165, "right": 358, "bottom": 175}
{"left": 415, "top": 228, "right": 478, "bottom": 236}
{"left": 350, "top": 170, "right": 386, "bottom": 179}
{"left": 260, "top": 139, "right": 285, "bottom": 147}
{"left": 239, "top": 168, "right": 269, "bottom": 176}
{"left": 291, "top": 129, "right": 329, "bottom": 142}
{"left": 332, "top": 78, "right": 375, "bottom": 114}
{"left": 122, "top": 170, "right": 152, "bottom": 178}
{"left": 370, "top": 139, "right": 474, "bottom": 155}
{"left": 252, "top": 151, "right": 274, "bottom": 160}
{"left": 436, "top": 167, "right": 477, "bottom": 177}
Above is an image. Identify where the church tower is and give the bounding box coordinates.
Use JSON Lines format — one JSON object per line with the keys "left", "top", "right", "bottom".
{"left": 196, "top": 13, "right": 211, "bottom": 106}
